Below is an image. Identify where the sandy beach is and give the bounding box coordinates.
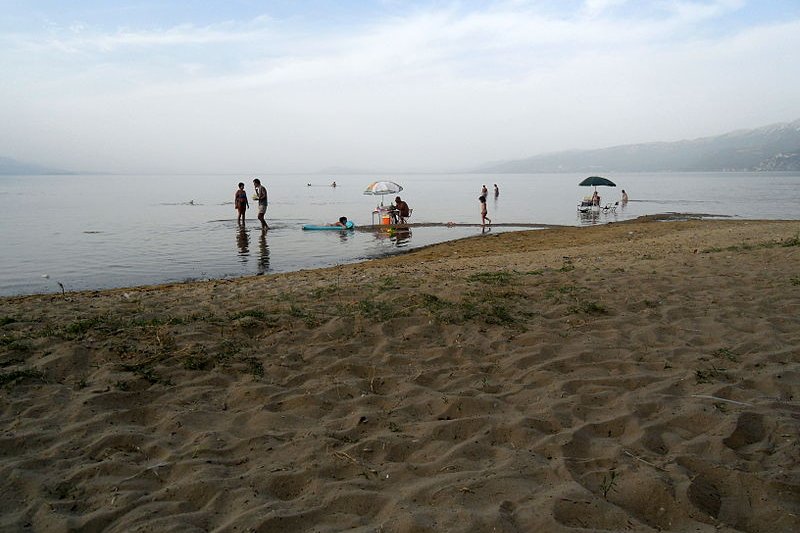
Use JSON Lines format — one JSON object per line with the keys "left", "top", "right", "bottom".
{"left": 1, "top": 218, "right": 799, "bottom": 532}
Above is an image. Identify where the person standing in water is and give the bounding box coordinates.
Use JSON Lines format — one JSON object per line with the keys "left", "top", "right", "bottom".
{"left": 493, "top": 184, "right": 499, "bottom": 197}
{"left": 479, "top": 195, "right": 491, "bottom": 226}
{"left": 234, "top": 182, "right": 249, "bottom": 225}
{"left": 252, "top": 178, "right": 269, "bottom": 230}
{"left": 481, "top": 184, "right": 488, "bottom": 197}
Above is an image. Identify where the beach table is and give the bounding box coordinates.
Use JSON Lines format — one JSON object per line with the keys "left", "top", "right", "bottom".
{"left": 371, "top": 206, "right": 396, "bottom": 225}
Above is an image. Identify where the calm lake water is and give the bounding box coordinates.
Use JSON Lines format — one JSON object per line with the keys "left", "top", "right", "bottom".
{"left": 1, "top": 172, "right": 799, "bottom": 296}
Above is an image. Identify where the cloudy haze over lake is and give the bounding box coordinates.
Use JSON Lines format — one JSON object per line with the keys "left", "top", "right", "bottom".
{"left": 1, "top": 0, "right": 799, "bottom": 174}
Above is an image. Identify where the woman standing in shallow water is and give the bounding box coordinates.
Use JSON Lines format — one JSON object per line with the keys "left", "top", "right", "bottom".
{"left": 234, "top": 182, "right": 249, "bottom": 225}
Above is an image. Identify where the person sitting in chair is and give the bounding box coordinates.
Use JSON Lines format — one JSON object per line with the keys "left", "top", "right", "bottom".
{"left": 393, "top": 196, "right": 411, "bottom": 224}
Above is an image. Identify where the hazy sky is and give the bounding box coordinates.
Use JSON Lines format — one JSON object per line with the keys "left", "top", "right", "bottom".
{"left": 1, "top": 0, "right": 799, "bottom": 173}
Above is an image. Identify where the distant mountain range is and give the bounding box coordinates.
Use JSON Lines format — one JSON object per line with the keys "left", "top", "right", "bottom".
{"left": 5, "top": 119, "right": 800, "bottom": 175}
{"left": 0, "top": 156, "right": 72, "bottom": 175}
{"left": 474, "top": 119, "right": 800, "bottom": 173}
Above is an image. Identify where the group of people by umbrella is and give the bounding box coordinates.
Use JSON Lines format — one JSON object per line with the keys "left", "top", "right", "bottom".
{"left": 364, "top": 180, "right": 412, "bottom": 224}
{"left": 366, "top": 180, "right": 498, "bottom": 227}
{"left": 578, "top": 176, "right": 628, "bottom": 212}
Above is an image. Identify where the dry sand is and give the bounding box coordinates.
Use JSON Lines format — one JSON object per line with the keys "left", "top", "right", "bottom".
{"left": 1, "top": 218, "right": 799, "bottom": 532}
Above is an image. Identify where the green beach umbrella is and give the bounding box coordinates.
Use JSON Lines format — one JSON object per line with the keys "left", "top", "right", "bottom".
{"left": 579, "top": 176, "right": 616, "bottom": 189}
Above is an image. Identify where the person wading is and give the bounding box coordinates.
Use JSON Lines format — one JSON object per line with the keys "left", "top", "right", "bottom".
{"left": 253, "top": 178, "right": 269, "bottom": 230}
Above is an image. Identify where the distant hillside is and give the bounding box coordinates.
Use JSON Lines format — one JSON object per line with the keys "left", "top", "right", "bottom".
{"left": 475, "top": 119, "right": 800, "bottom": 173}
{"left": 754, "top": 152, "right": 800, "bottom": 171}
{"left": 0, "top": 156, "right": 72, "bottom": 175}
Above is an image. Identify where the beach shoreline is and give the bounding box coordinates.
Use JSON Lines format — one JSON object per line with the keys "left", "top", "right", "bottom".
{"left": 2, "top": 218, "right": 799, "bottom": 531}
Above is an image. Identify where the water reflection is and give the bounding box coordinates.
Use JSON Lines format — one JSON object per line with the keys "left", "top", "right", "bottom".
{"left": 235, "top": 225, "right": 269, "bottom": 273}
{"left": 337, "top": 229, "right": 355, "bottom": 243}
{"left": 577, "top": 206, "right": 620, "bottom": 226}
{"left": 370, "top": 226, "right": 413, "bottom": 247}
{"left": 389, "top": 227, "right": 412, "bottom": 246}
{"left": 236, "top": 226, "right": 250, "bottom": 260}
{"left": 257, "top": 230, "right": 270, "bottom": 274}
{"left": 577, "top": 209, "right": 601, "bottom": 225}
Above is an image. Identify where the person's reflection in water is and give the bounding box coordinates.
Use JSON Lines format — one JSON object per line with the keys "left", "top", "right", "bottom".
{"left": 236, "top": 226, "right": 250, "bottom": 262}
{"left": 390, "top": 227, "right": 412, "bottom": 246}
{"left": 256, "top": 230, "right": 270, "bottom": 274}
{"left": 336, "top": 228, "right": 356, "bottom": 243}
{"left": 577, "top": 209, "right": 600, "bottom": 226}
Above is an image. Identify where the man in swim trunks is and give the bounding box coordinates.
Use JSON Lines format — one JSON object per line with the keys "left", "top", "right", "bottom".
{"left": 253, "top": 178, "right": 269, "bottom": 230}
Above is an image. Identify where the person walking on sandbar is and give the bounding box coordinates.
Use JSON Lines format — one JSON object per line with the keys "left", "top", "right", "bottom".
{"left": 253, "top": 178, "right": 269, "bottom": 230}
{"left": 479, "top": 195, "right": 491, "bottom": 227}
